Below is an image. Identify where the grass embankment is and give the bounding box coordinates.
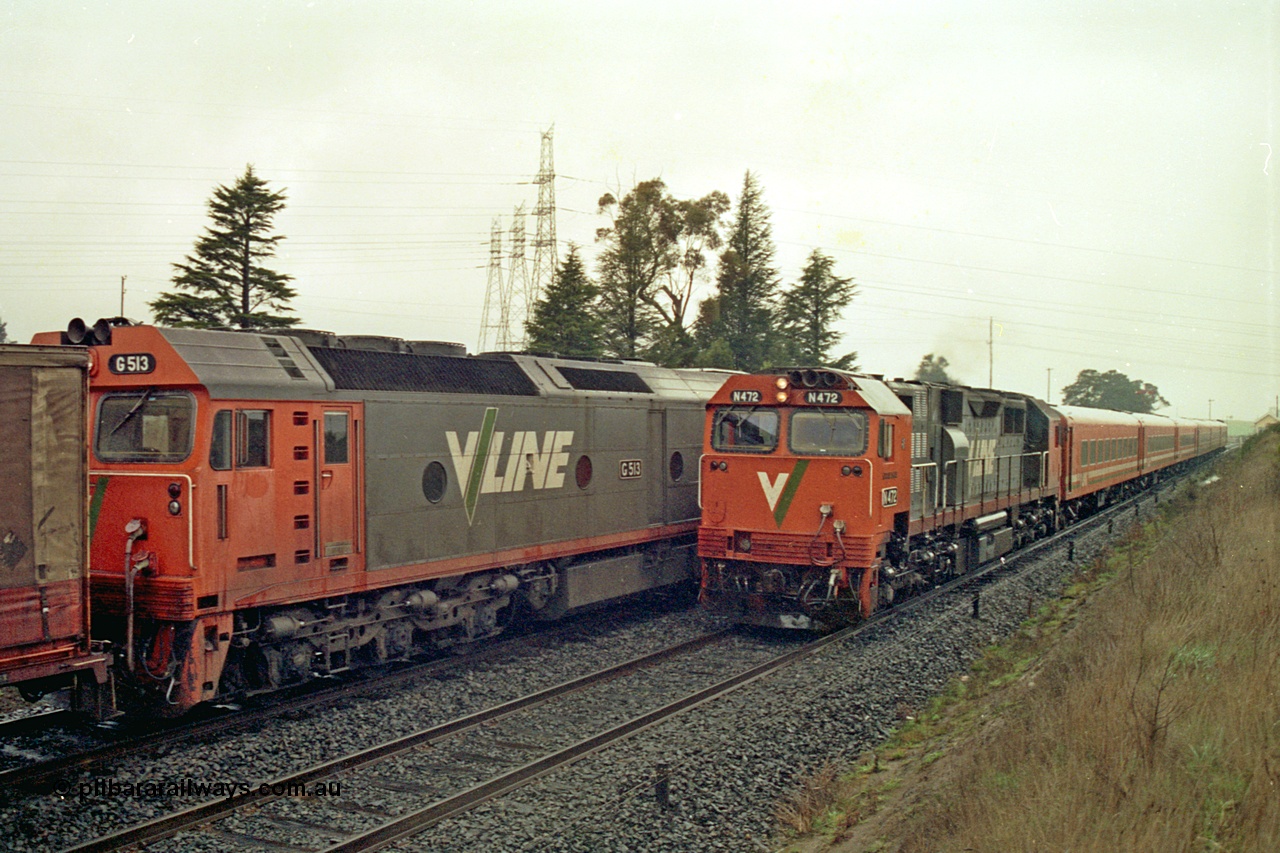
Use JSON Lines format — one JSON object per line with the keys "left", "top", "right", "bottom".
{"left": 777, "top": 428, "right": 1280, "bottom": 853}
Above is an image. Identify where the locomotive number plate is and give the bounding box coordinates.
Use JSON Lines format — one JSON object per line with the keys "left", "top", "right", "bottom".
{"left": 882, "top": 487, "right": 899, "bottom": 507}
{"left": 804, "top": 391, "right": 842, "bottom": 405}
{"left": 107, "top": 353, "right": 156, "bottom": 375}
{"left": 619, "top": 459, "right": 643, "bottom": 479}
{"left": 730, "top": 390, "right": 762, "bottom": 404}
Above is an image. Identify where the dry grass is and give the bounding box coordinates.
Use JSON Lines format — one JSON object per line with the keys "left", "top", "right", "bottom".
{"left": 780, "top": 430, "right": 1280, "bottom": 853}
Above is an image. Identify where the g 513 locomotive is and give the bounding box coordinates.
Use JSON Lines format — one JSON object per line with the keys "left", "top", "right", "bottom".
{"left": 698, "top": 368, "right": 1226, "bottom": 629}
{"left": 32, "top": 319, "right": 725, "bottom": 715}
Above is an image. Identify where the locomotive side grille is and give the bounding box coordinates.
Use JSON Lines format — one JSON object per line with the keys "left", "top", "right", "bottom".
{"left": 556, "top": 367, "right": 653, "bottom": 394}
{"left": 699, "top": 528, "right": 728, "bottom": 557}
{"left": 309, "top": 348, "right": 539, "bottom": 396}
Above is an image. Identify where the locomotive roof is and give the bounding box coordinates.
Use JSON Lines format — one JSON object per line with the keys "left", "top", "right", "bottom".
{"left": 152, "top": 327, "right": 722, "bottom": 402}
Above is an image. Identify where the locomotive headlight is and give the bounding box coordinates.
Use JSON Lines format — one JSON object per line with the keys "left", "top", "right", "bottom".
{"left": 775, "top": 391, "right": 788, "bottom": 403}
{"left": 168, "top": 482, "right": 182, "bottom": 498}
{"left": 775, "top": 376, "right": 789, "bottom": 390}
{"left": 168, "top": 500, "right": 182, "bottom": 516}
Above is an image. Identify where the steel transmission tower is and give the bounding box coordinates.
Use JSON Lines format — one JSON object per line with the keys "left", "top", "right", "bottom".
{"left": 477, "top": 127, "right": 557, "bottom": 351}
{"left": 477, "top": 219, "right": 505, "bottom": 353}
{"left": 529, "top": 125, "right": 558, "bottom": 343}
{"left": 502, "top": 205, "right": 529, "bottom": 351}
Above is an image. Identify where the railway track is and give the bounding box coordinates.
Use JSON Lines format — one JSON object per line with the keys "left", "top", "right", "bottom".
{"left": 0, "top": 594, "right": 681, "bottom": 799}
{"left": 57, "top": 489, "right": 1156, "bottom": 853}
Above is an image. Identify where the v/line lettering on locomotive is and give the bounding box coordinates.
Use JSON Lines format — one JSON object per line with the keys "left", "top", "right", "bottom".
{"left": 445, "top": 406, "right": 576, "bottom": 525}
{"left": 17, "top": 319, "right": 725, "bottom": 717}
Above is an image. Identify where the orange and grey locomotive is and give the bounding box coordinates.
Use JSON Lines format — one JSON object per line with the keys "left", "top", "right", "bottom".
{"left": 33, "top": 320, "right": 723, "bottom": 715}
{"left": 698, "top": 368, "right": 1226, "bottom": 630}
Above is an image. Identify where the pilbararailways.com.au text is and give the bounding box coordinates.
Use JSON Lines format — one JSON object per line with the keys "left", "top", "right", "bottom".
{"left": 55, "top": 777, "right": 342, "bottom": 803}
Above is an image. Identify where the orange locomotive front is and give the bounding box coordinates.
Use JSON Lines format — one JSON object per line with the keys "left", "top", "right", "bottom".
{"left": 30, "top": 322, "right": 359, "bottom": 713}
{"left": 35, "top": 319, "right": 720, "bottom": 715}
{"left": 698, "top": 369, "right": 910, "bottom": 629}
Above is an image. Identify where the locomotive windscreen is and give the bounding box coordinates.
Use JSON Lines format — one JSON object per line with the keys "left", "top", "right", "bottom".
{"left": 309, "top": 348, "right": 539, "bottom": 396}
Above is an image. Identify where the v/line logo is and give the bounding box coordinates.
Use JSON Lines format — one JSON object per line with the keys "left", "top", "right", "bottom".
{"left": 757, "top": 459, "right": 809, "bottom": 527}
{"left": 446, "top": 407, "right": 575, "bottom": 525}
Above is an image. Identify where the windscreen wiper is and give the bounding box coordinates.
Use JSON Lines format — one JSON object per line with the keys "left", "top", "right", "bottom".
{"left": 108, "top": 388, "right": 156, "bottom": 436}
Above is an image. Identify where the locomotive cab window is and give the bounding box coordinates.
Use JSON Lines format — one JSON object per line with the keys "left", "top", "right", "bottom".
{"left": 210, "top": 410, "right": 232, "bottom": 470}
{"left": 210, "top": 409, "right": 272, "bottom": 469}
{"left": 1002, "top": 407, "right": 1025, "bottom": 434}
{"left": 711, "top": 407, "right": 779, "bottom": 453}
{"left": 877, "top": 420, "right": 894, "bottom": 459}
{"left": 237, "top": 410, "right": 270, "bottom": 467}
{"left": 789, "top": 409, "right": 868, "bottom": 456}
{"left": 96, "top": 390, "right": 195, "bottom": 463}
{"left": 324, "top": 412, "right": 349, "bottom": 464}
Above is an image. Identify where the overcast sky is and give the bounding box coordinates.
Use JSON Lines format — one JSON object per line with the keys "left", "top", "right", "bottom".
{"left": 2, "top": 1, "right": 1275, "bottom": 420}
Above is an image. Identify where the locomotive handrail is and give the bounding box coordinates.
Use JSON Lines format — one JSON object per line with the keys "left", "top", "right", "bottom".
{"left": 910, "top": 461, "right": 938, "bottom": 514}
{"left": 696, "top": 453, "right": 705, "bottom": 509}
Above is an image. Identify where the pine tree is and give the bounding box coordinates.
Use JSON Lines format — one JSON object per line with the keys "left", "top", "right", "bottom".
{"left": 150, "top": 165, "right": 298, "bottom": 329}
{"left": 0, "top": 315, "right": 8, "bottom": 344}
{"left": 776, "top": 249, "right": 857, "bottom": 368}
{"left": 697, "top": 172, "right": 780, "bottom": 371}
{"left": 524, "top": 246, "right": 604, "bottom": 358}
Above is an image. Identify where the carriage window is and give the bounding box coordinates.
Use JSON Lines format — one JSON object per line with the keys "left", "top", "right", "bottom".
{"left": 711, "top": 407, "right": 779, "bottom": 453}
{"left": 210, "top": 410, "right": 232, "bottom": 470}
{"left": 324, "top": 412, "right": 349, "bottom": 464}
{"left": 237, "top": 410, "right": 271, "bottom": 468}
{"left": 96, "top": 391, "right": 195, "bottom": 463}
{"left": 789, "top": 410, "right": 868, "bottom": 456}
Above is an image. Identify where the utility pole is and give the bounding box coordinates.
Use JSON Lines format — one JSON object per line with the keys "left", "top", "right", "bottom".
{"left": 1046, "top": 367, "right": 1052, "bottom": 402}
{"left": 120, "top": 275, "right": 127, "bottom": 317}
{"left": 987, "top": 317, "right": 993, "bottom": 387}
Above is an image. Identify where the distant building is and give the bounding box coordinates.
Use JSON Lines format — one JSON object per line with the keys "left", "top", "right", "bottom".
{"left": 1226, "top": 419, "right": 1256, "bottom": 441}
{"left": 1256, "top": 413, "right": 1280, "bottom": 431}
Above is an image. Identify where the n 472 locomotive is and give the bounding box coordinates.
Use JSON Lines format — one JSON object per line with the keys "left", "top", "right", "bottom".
{"left": 698, "top": 368, "right": 1225, "bottom": 629}
{"left": 33, "top": 319, "right": 725, "bottom": 715}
